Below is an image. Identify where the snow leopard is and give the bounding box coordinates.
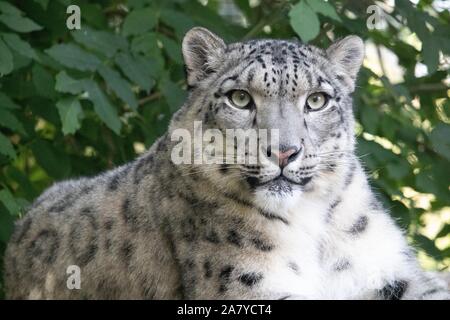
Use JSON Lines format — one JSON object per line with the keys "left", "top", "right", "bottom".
{"left": 4, "top": 27, "right": 449, "bottom": 299}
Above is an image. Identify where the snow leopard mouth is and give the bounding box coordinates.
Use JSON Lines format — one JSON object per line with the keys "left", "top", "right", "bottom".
{"left": 246, "top": 174, "right": 312, "bottom": 190}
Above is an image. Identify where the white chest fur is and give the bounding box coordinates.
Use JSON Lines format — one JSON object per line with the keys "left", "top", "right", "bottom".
{"left": 258, "top": 172, "right": 411, "bottom": 299}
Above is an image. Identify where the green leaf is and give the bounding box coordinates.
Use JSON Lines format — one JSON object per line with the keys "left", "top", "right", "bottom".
{"left": 160, "top": 76, "right": 186, "bottom": 112}
{"left": 160, "top": 9, "right": 195, "bottom": 38}
{"left": 0, "top": 38, "right": 13, "bottom": 76}
{"left": 85, "top": 80, "right": 122, "bottom": 134}
{"left": 0, "top": 205, "right": 15, "bottom": 243}
{"left": 0, "top": 189, "right": 21, "bottom": 216}
{"left": 0, "top": 2, "right": 23, "bottom": 16}
{"left": 32, "top": 64, "right": 56, "bottom": 98}
{"left": 56, "top": 97, "right": 84, "bottom": 135}
{"left": 306, "top": 0, "right": 341, "bottom": 22}
{"left": 30, "top": 139, "right": 71, "bottom": 179}
{"left": 1, "top": 33, "right": 38, "bottom": 60}
{"left": 158, "top": 34, "right": 183, "bottom": 64}
{"left": 55, "top": 71, "right": 86, "bottom": 94}
{"left": 131, "top": 32, "right": 160, "bottom": 56}
{"left": 289, "top": 1, "right": 320, "bottom": 43}
{"left": 72, "top": 27, "right": 128, "bottom": 58}
{"left": 361, "top": 105, "right": 379, "bottom": 134}
{"left": 422, "top": 36, "right": 440, "bottom": 74}
{"left": 414, "top": 234, "right": 443, "bottom": 259}
{"left": 0, "top": 14, "right": 43, "bottom": 33}
{"left": 386, "top": 160, "right": 409, "bottom": 180}
{"left": 98, "top": 65, "right": 138, "bottom": 110}
{"left": 115, "top": 52, "right": 154, "bottom": 92}
{"left": 46, "top": 44, "right": 101, "bottom": 72}
{"left": 122, "top": 7, "right": 158, "bottom": 36}
{"left": 0, "top": 92, "right": 20, "bottom": 109}
{"left": 33, "top": 0, "right": 50, "bottom": 10}
{"left": 0, "top": 132, "right": 15, "bottom": 159}
{"left": 430, "top": 123, "right": 450, "bottom": 161}
{"left": 436, "top": 224, "right": 450, "bottom": 239}
{"left": 0, "top": 108, "right": 25, "bottom": 134}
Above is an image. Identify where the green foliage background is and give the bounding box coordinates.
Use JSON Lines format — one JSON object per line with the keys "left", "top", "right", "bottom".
{"left": 0, "top": 0, "right": 449, "bottom": 298}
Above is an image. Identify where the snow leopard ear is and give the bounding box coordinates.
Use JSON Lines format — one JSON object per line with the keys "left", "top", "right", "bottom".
{"left": 182, "top": 27, "right": 226, "bottom": 86}
{"left": 327, "top": 36, "right": 364, "bottom": 85}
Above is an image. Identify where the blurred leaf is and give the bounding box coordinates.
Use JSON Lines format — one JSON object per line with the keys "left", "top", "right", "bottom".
{"left": 56, "top": 97, "right": 84, "bottom": 135}
{"left": 0, "top": 109, "right": 25, "bottom": 134}
{"left": 33, "top": 0, "right": 50, "bottom": 10}
{"left": 414, "top": 234, "right": 443, "bottom": 260}
{"left": 289, "top": 1, "right": 320, "bottom": 42}
{"left": 72, "top": 27, "right": 128, "bottom": 58}
{"left": 422, "top": 36, "right": 440, "bottom": 74}
{"left": 55, "top": 71, "right": 86, "bottom": 94}
{"left": 32, "top": 64, "right": 56, "bottom": 99}
{"left": 160, "top": 76, "right": 186, "bottom": 112}
{"left": 0, "top": 92, "right": 19, "bottom": 110}
{"left": 160, "top": 9, "right": 195, "bottom": 39}
{"left": 0, "top": 189, "right": 21, "bottom": 216}
{"left": 0, "top": 132, "right": 15, "bottom": 159}
{"left": 0, "top": 2, "right": 23, "bottom": 16}
{"left": 30, "top": 139, "right": 71, "bottom": 179}
{"left": 429, "top": 123, "right": 450, "bottom": 161}
{"left": 122, "top": 7, "right": 158, "bottom": 36}
{"left": 1, "top": 33, "right": 38, "bottom": 60}
{"left": 158, "top": 34, "right": 183, "bottom": 64}
{"left": 115, "top": 52, "right": 155, "bottom": 92}
{"left": 46, "top": 44, "right": 101, "bottom": 72}
{"left": 306, "top": 0, "right": 341, "bottom": 22}
{"left": 85, "top": 80, "right": 122, "bottom": 134}
{"left": 98, "top": 65, "right": 138, "bottom": 110}
{"left": 0, "top": 38, "right": 13, "bottom": 76}
{"left": 0, "top": 13, "right": 42, "bottom": 33}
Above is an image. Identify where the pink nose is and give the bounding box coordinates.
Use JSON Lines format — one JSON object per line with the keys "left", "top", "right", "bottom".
{"left": 276, "top": 147, "right": 299, "bottom": 168}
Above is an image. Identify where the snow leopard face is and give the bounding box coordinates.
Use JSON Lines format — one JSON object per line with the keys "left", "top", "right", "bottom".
{"left": 176, "top": 27, "right": 364, "bottom": 204}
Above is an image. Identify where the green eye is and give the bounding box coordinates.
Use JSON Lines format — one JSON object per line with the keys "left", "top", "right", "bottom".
{"left": 306, "top": 92, "right": 329, "bottom": 111}
{"left": 228, "top": 90, "right": 253, "bottom": 109}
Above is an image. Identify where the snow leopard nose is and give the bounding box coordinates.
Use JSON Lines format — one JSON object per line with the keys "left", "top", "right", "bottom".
{"left": 276, "top": 146, "right": 301, "bottom": 168}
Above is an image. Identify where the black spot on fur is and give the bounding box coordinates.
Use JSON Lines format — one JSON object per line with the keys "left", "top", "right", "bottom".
{"left": 348, "top": 215, "right": 369, "bottom": 235}
{"left": 120, "top": 240, "right": 134, "bottom": 266}
{"left": 227, "top": 230, "right": 243, "bottom": 247}
{"left": 258, "top": 209, "right": 289, "bottom": 225}
{"left": 298, "top": 176, "right": 312, "bottom": 186}
{"left": 11, "top": 217, "right": 32, "bottom": 244}
{"left": 219, "top": 265, "right": 234, "bottom": 293}
{"left": 204, "top": 260, "right": 213, "bottom": 278}
{"left": 379, "top": 280, "right": 408, "bottom": 300}
{"left": 251, "top": 238, "right": 273, "bottom": 252}
{"left": 205, "top": 229, "right": 220, "bottom": 244}
{"left": 333, "top": 259, "right": 351, "bottom": 272}
{"left": 288, "top": 261, "right": 300, "bottom": 274}
{"left": 122, "top": 197, "right": 139, "bottom": 229}
{"left": 220, "top": 164, "right": 228, "bottom": 174}
{"left": 96, "top": 278, "right": 122, "bottom": 299}
{"left": 344, "top": 162, "right": 356, "bottom": 187}
{"left": 181, "top": 217, "right": 197, "bottom": 242}
{"left": 28, "top": 229, "right": 59, "bottom": 265}
{"left": 104, "top": 219, "right": 114, "bottom": 230}
{"left": 69, "top": 213, "right": 98, "bottom": 266}
{"left": 133, "top": 154, "right": 154, "bottom": 185}
{"left": 239, "top": 272, "right": 263, "bottom": 287}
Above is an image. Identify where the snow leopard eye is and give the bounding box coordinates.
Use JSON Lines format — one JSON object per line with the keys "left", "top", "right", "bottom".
{"left": 306, "top": 92, "right": 329, "bottom": 111}
{"left": 227, "top": 90, "right": 253, "bottom": 109}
